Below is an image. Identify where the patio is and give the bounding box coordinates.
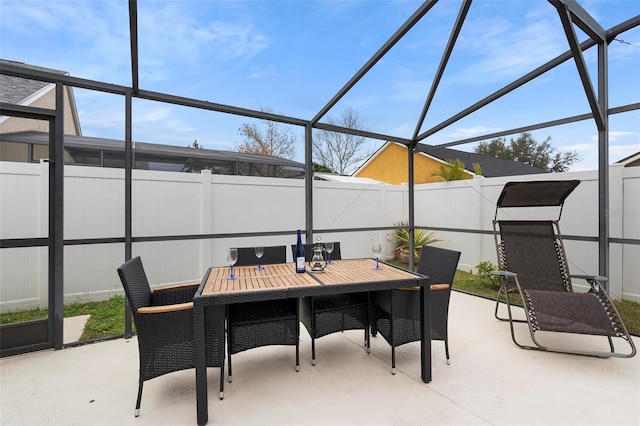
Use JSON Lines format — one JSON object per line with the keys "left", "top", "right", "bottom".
{"left": 2, "top": 291, "right": 638, "bottom": 426}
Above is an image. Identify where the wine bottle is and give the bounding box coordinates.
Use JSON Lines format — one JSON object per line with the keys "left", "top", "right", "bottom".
{"left": 295, "top": 229, "right": 305, "bottom": 273}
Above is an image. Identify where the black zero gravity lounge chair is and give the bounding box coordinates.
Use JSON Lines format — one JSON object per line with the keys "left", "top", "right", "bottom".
{"left": 492, "top": 180, "right": 636, "bottom": 358}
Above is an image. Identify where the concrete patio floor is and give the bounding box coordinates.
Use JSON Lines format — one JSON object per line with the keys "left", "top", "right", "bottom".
{"left": 1, "top": 291, "right": 638, "bottom": 426}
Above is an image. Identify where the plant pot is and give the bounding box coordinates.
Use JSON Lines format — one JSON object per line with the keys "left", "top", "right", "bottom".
{"left": 395, "top": 248, "right": 419, "bottom": 264}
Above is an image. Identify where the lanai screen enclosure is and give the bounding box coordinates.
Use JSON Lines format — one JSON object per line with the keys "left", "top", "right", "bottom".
{"left": 1, "top": 0, "right": 639, "bottom": 354}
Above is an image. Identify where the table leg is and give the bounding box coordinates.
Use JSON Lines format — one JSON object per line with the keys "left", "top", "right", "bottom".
{"left": 194, "top": 301, "right": 208, "bottom": 425}
{"left": 420, "top": 285, "right": 432, "bottom": 383}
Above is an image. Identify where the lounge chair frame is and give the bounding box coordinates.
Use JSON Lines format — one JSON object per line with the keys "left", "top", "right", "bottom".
{"left": 492, "top": 180, "right": 636, "bottom": 358}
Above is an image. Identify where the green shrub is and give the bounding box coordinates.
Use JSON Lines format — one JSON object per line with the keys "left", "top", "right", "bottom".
{"left": 476, "top": 260, "right": 500, "bottom": 286}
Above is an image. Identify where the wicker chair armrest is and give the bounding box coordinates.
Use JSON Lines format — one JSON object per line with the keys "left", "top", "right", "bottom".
{"left": 138, "top": 302, "right": 193, "bottom": 314}
{"left": 491, "top": 270, "right": 517, "bottom": 277}
{"left": 398, "top": 283, "right": 449, "bottom": 292}
{"left": 153, "top": 282, "right": 200, "bottom": 292}
{"left": 430, "top": 283, "right": 450, "bottom": 291}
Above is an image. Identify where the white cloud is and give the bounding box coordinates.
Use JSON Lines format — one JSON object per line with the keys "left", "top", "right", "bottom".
{"left": 563, "top": 142, "right": 595, "bottom": 152}
{"left": 1, "top": 1, "right": 131, "bottom": 79}
{"left": 391, "top": 78, "right": 431, "bottom": 103}
{"left": 564, "top": 139, "right": 639, "bottom": 171}
{"left": 448, "top": 4, "right": 567, "bottom": 85}
{"left": 448, "top": 126, "right": 502, "bottom": 139}
{"left": 248, "top": 64, "right": 276, "bottom": 80}
{"left": 610, "top": 144, "right": 640, "bottom": 162}
{"left": 389, "top": 123, "right": 413, "bottom": 136}
{"left": 137, "top": 108, "right": 171, "bottom": 123}
{"left": 136, "top": 3, "right": 272, "bottom": 76}
{"left": 591, "top": 131, "right": 639, "bottom": 142}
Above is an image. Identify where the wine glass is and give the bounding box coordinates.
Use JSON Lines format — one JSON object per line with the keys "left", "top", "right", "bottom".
{"left": 227, "top": 248, "right": 238, "bottom": 280}
{"left": 372, "top": 241, "right": 382, "bottom": 270}
{"left": 255, "top": 246, "right": 264, "bottom": 270}
{"left": 326, "top": 241, "right": 334, "bottom": 265}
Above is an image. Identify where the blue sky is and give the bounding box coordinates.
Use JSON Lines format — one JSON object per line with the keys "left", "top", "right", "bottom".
{"left": 1, "top": 0, "right": 639, "bottom": 172}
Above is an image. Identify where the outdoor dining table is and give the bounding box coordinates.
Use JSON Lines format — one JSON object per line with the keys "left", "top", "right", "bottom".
{"left": 193, "top": 258, "right": 431, "bottom": 425}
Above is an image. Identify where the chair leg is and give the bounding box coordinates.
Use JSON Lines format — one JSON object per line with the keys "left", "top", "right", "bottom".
{"left": 135, "top": 381, "right": 143, "bottom": 417}
{"left": 219, "top": 361, "right": 225, "bottom": 400}
{"left": 295, "top": 302, "right": 300, "bottom": 372}
{"left": 227, "top": 326, "right": 233, "bottom": 383}
{"left": 445, "top": 340, "right": 450, "bottom": 365}
{"left": 494, "top": 284, "right": 508, "bottom": 321}
{"left": 310, "top": 302, "right": 316, "bottom": 366}
{"left": 390, "top": 295, "right": 395, "bottom": 375}
{"left": 365, "top": 295, "right": 371, "bottom": 353}
{"left": 391, "top": 345, "right": 396, "bottom": 375}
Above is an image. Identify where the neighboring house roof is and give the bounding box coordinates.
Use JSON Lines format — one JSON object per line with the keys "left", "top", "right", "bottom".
{"left": 0, "top": 59, "right": 82, "bottom": 135}
{"left": 615, "top": 151, "right": 640, "bottom": 167}
{"left": 353, "top": 141, "right": 546, "bottom": 184}
{"left": 415, "top": 143, "right": 546, "bottom": 177}
{"left": 0, "top": 59, "right": 65, "bottom": 103}
{"left": 0, "top": 131, "right": 306, "bottom": 178}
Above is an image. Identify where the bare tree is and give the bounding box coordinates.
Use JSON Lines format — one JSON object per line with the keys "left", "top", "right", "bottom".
{"left": 313, "top": 106, "right": 372, "bottom": 175}
{"left": 235, "top": 106, "right": 296, "bottom": 160}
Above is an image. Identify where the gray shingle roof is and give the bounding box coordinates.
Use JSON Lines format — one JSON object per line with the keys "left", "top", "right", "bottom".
{"left": 0, "top": 59, "right": 68, "bottom": 104}
{"left": 0, "top": 131, "right": 305, "bottom": 177}
{"left": 415, "top": 143, "right": 545, "bottom": 177}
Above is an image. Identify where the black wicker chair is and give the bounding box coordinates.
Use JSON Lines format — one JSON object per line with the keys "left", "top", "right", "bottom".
{"left": 293, "top": 243, "right": 370, "bottom": 365}
{"left": 370, "top": 246, "right": 460, "bottom": 373}
{"left": 117, "top": 257, "right": 224, "bottom": 416}
{"left": 493, "top": 180, "right": 636, "bottom": 358}
{"left": 226, "top": 245, "right": 299, "bottom": 382}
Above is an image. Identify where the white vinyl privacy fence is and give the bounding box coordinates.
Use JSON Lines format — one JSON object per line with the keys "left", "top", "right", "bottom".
{"left": 1, "top": 160, "right": 638, "bottom": 313}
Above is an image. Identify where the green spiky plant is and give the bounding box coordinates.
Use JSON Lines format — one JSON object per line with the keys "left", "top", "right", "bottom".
{"left": 432, "top": 158, "right": 470, "bottom": 181}
{"left": 392, "top": 220, "right": 442, "bottom": 262}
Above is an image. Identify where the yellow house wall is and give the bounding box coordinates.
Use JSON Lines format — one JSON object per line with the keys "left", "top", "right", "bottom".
{"left": 356, "top": 143, "right": 472, "bottom": 184}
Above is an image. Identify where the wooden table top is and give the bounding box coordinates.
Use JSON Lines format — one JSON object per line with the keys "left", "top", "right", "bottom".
{"left": 201, "top": 258, "right": 422, "bottom": 296}
{"left": 311, "top": 258, "right": 421, "bottom": 285}
{"left": 202, "top": 262, "right": 319, "bottom": 296}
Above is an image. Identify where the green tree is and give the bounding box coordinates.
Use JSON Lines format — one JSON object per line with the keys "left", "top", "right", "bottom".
{"left": 474, "top": 132, "right": 581, "bottom": 172}
{"left": 313, "top": 162, "right": 336, "bottom": 173}
{"left": 313, "top": 105, "right": 372, "bottom": 175}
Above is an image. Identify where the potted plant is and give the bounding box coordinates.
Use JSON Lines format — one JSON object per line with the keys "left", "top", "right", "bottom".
{"left": 392, "top": 220, "right": 442, "bottom": 263}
